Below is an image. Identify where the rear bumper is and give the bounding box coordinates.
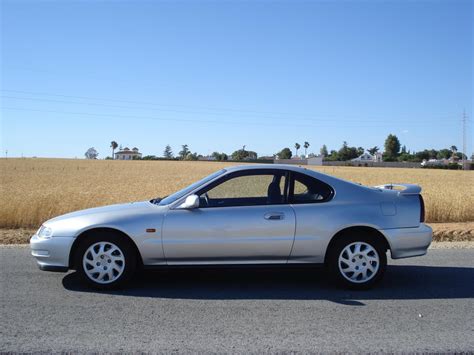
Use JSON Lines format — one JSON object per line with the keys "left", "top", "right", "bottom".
{"left": 30, "top": 234, "right": 74, "bottom": 272}
{"left": 383, "top": 223, "right": 432, "bottom": 259}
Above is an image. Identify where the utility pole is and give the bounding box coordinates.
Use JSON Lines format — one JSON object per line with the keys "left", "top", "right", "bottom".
{"left": 462, "top": 110, "right": 467, "bottom": 170}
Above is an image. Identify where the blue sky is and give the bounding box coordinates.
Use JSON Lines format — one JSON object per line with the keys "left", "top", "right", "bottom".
{"left": 1, "top": 0, "right": 472, "bottom": 158}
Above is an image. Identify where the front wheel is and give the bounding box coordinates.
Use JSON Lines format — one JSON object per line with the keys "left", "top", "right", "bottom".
{"left": 327, "top": 236, "right": 387, "bottom": 289}
{"left": 75, "top": 233, "right": 137, "bottom": 289}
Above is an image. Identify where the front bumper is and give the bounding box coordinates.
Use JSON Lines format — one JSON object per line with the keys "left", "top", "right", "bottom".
{"left": 30, "top": 234, "right": 75, "bottom": 272}
{"left": 383, "top": 223, "right": 433, "bottom": 259}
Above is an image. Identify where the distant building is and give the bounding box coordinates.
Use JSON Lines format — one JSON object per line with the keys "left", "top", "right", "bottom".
{"left": 374, "top": 152, "right": 383, "bottom": 162}
{"left": 351, "top": 152, "right": 383, "bottom": 163}
{"left": 198, "top": 156, "right": 217, "bottom": 161}
{"left": 307, "top": 156, "right": 323, "bottom": 166}
{"left": 273, "top": 155, "right": 323, "bottom": 166}
{"left": 115, "top": 147, "right": 142, "bottom": 160}
{"left": 352, "top": 152, "right": 374, "bottom": 162}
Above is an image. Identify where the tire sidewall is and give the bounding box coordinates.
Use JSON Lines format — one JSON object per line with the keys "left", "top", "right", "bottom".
{"left": 74, "top": 232, "right": 136, "bottom": 290}
{"left": 328, "top": 234, "right": 387, "bottom": 290}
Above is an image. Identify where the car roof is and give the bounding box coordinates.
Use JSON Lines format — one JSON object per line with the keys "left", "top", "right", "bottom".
{"left": 224, "top": 164, "right": 310, "bottom": 173}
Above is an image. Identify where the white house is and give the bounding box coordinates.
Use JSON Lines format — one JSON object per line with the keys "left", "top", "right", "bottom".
{"left": 351, "top": 152, "right": 383, "bottom": 163}
{"left": 114, "top": 147, "right": 142, "bottom": 160}
{"left": 352, "top": 152, "right": 374, "bottom": 162}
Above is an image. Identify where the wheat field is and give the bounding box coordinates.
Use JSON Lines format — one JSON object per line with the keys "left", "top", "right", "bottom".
{"left": 0, "top": 158, "right": 472, "bottom": 229}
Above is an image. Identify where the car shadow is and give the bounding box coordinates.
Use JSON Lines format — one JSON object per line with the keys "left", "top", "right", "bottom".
{"left": 62, "top": 265, "right": 474, "bottom": 305}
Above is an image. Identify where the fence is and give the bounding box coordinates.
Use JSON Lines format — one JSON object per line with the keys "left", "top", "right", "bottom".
{"left": 322, "top": 161, "right": 422, "bottom": 168}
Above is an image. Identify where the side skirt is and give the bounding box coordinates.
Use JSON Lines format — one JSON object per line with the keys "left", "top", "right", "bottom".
{"left": 142, "top": 263, "right": 324, "bottom": 271}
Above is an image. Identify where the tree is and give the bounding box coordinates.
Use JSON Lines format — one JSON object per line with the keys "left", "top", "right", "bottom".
{"left": 337, "top": 141, "right": 359, "bottom": 161}
{"left": 398, "top": 152, "right": 411, "bottom": 162}
{"left": 212, "top": 152, "right": 228, "bottom": 161}
{"left": 85, "top": 147, "right": 99, "bottom": 159}
{"left": 231, "top": 148, "right": 257, "bottom": 161}
{"left": 383, "top": 134, "right": 401, "bottom": 161}
{"left": 320, "top": 145, "right": 328, "bottom": 157}
{"left": 327, "top": 150, "right": 339, "bottom": 161}
{"left": 277, "top": 147, "right": 292, "bottom": 159}
{"left": 294, "top": 143, "right": 301, "bottom": 156}
{"left": 415, "top": 150, "right": 431, "bottom": 162}
{"left": 437, "top": 149, "right": 451, "bottom": 160}
{"left": 185, "top": 152, "right": 199, "bottom": 161}
{"left": 179, "top": 144, "right": 190, "bottom": 160}
{"left": 368, "top": 146, "right": 379, "bottom": 156}
{"left": 357, "top": 147, "right": 365, "bottom": 156}
{"left": 303, "top": 141, "right": 310, "bottom": 157}
{"left": 163, "top": 145, "right": 173, "bottom": 159}
{"left": 110, "top": 141, "right": 118, "bottom": 160}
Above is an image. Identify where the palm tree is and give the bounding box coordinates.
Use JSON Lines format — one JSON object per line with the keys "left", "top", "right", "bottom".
{"left": 110, "top": 141, "right": 118, "bottom": 160}
{"left": 368, "top": 146, "right": 379, "bottom": 155}
{"left": 450, "top": 145, "right": 458, "bottom": 159}
{"left": 303, "top": 141, "right": 310, "bottom": 157}
{"left": 295, "top": 143, "right": 301, "bottom": 157}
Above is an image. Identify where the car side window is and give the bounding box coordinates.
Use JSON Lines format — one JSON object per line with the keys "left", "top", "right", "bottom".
{"left": 199, "top": 171, "right": 288, "bottom": 208}
{"left": 290, "top": 172, "right": 333, "bottom": 204}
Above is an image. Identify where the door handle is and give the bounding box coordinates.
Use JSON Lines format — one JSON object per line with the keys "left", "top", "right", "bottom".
{"left": 264, "top": 212, "right": 284, "bottom": 220}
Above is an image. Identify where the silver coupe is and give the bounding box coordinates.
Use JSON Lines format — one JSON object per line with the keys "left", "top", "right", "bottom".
{"left": 30, "top": 165, "right": 432, "bottom": 289}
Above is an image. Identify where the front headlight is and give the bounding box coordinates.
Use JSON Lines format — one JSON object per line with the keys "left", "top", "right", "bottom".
{"left": 38, "top": 225, "right": 53, "bottom": 239}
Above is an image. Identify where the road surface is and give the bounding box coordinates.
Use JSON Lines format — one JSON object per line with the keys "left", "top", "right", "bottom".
{"left": 1, "top": 246, "right": 473, "bottom": 352}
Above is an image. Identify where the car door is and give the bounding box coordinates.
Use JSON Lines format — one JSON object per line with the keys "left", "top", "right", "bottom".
{"left": 287, "top": 171, "right": 335, "bottom": 264}
{"left": 161, "top": 169, "right": 296, "bottom": 265}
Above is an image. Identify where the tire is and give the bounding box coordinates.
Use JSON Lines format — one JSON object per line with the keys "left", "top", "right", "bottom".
{"left": 74, "top": 231, "right": 137, "bottom": 290}
{"left": 327, "top": 233, "right": 387, "bottom": 290}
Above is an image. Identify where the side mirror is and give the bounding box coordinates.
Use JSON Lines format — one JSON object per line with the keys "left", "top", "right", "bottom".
{"left": 179, "top": 194, "right": 200, "bottom": 209}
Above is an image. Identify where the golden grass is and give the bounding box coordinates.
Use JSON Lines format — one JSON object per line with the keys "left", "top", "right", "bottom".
{"left": 0, "top": 158, "right": 473, "bottom": 229}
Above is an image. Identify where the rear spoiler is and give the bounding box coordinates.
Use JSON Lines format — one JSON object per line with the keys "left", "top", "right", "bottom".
{"left": 373, "top": 183, "right": 422, "bottom": 195}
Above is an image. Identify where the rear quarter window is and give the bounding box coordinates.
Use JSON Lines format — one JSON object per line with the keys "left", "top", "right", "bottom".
{"left": 290, "top": 172, "right": 334, "bottom": 204}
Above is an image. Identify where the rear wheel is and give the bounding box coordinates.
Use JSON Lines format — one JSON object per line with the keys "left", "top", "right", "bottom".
{"left": 327, "top": 235, "right": 387, "bottom": 289}
{"left": 75, "top": 232, "right": 136, "bottom": 289}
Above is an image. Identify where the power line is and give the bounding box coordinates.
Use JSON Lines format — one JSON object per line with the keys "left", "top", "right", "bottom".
{"left": 2, "top": 106, "right": 455, "bottom": 128}
{"left": 0, "top": 89, "right": 454, "bottom": 123}
{"left": 0, "top": 95, "right": 360, "bottom": 123}
{"left": 1, "top": 89, "right": 347, "bottom": 119}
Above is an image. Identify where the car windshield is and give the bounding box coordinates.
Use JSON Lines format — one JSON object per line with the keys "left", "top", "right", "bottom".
{"left": 153, "top": 169, "right": 226, "bottom": 206}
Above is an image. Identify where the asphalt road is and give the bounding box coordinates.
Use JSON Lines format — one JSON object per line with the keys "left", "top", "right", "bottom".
{"left": 1, "top": 247, "right": 473, "bottom": 353}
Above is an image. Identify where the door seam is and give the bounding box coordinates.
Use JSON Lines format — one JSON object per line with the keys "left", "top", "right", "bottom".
{"left": 286, "top": 205, "right": 298, "bottom": 264}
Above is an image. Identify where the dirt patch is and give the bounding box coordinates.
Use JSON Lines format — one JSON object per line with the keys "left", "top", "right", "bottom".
{"left": 430, "top": 222, "right": 474, "bottom": 242}
{"left": 1, "top": 222, "right": 472, "bottom": 245}
{"left": 0, "top": 228, "right": 36, "bottom": 244}
{"left": 429, "top": 241, "right": 474, "bottom": 249}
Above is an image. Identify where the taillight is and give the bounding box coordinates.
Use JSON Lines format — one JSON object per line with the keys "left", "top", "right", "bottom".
{"left": 419, "top": 195, "right": 425, "bottom": 222}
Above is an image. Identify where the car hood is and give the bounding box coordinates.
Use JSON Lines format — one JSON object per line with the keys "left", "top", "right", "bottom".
{"left": 45, "top": 201, "right": 165, "bottom": 224}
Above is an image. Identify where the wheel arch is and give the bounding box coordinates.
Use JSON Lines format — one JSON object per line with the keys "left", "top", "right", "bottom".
{"left": 324, "top": 226, "right": 391, "bottom": 264}
{"left": 68, "top": 227, "right": 143, "bottom": 269}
